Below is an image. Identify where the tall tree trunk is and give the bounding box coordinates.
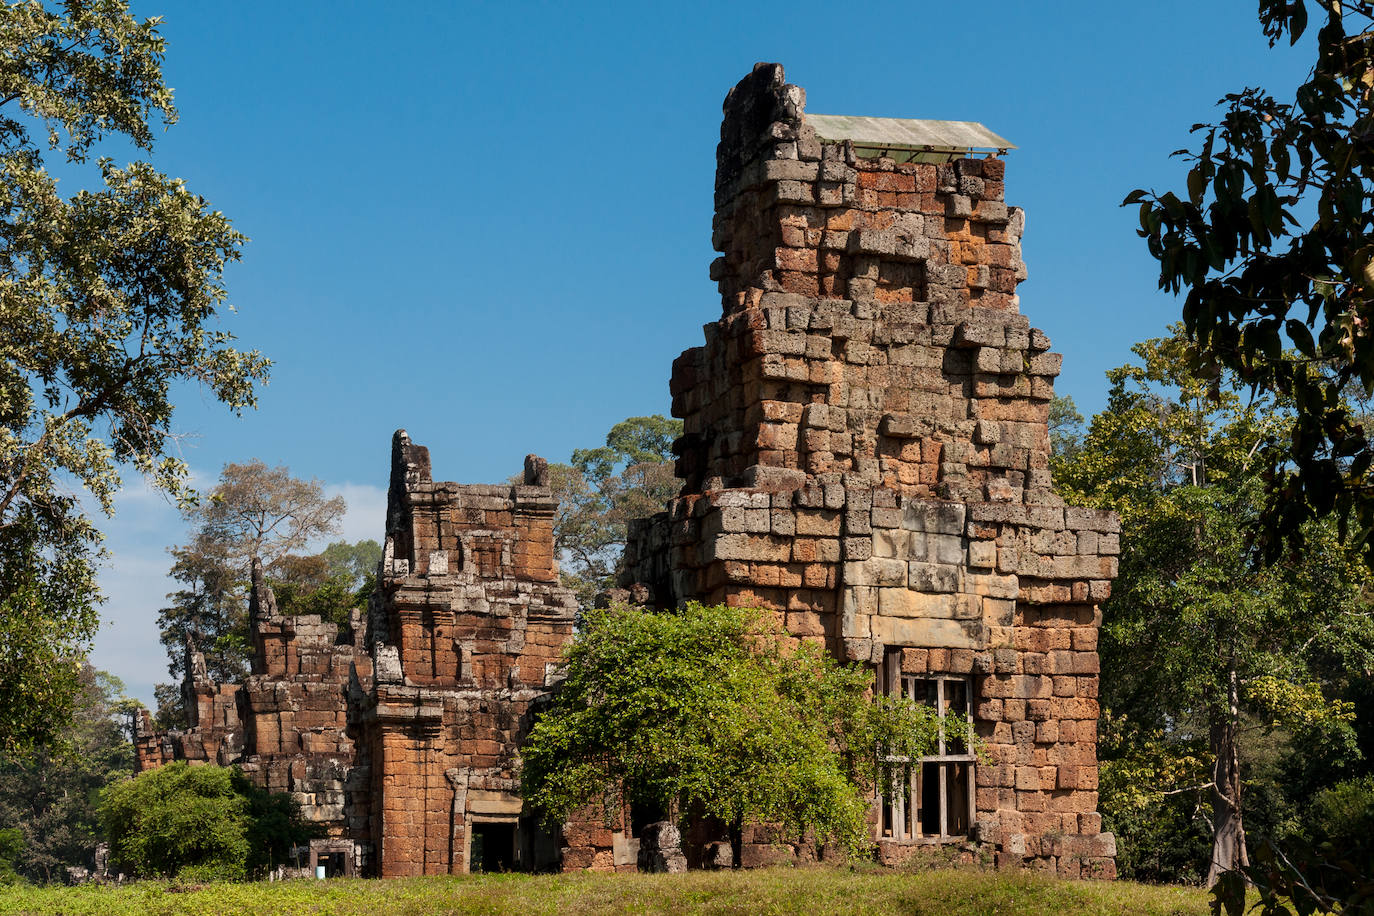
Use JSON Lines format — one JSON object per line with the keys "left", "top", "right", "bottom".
{"left": 1206, "top": 668, "right": 1248, "bottom": 886}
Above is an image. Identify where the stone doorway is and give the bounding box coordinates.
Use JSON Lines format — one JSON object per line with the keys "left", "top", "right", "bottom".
{"left": 470, "top": 820, "right": 517, "bottom": 873}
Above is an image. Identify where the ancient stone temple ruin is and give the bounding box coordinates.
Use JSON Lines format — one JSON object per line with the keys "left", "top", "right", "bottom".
{"left": 135, "top": 436, "right": 578, "bottom": 877}
{"left": 133, "top": 62, "right": 1116, "bottom": 879}
{"left": 134, "top": 558, "right": 375, "bottom": 875}
{"left": 359, "top": 434, "right": 577, "bottom": 876}
{"left": 621, "top": 63, "right": 1118, "bottom": 877}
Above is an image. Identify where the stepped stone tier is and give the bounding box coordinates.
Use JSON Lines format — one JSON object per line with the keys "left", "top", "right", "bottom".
{"left": 620, "top": 62, "right": 1119, "bottom": 877}
{"left": 131, "top": 63, "right": 1116, "bottom": 879}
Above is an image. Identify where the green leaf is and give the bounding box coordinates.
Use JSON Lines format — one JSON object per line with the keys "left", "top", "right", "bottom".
{"left": 1286, "top": 319, "right": 1316, "bottom": 358}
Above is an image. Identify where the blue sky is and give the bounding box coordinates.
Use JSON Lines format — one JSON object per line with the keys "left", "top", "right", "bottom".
{"left": 86, "top": 1, "right": 1315, "bottom": 704}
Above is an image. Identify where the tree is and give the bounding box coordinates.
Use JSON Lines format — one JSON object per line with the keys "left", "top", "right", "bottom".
{"left": 189, "top": 460, "right": 346, "bottom": 580}
{"left": 1048, "top": 395, "right": 1085, "bottom": 463}
{"left": 1056, "top": 330, "right": 1374, "bottom": 885}
{"left": 519, "top": 603, "right": 946, "bottom": 865}
{"left": 538, "top": 416, "right": 681, "bottom": 608}
{"left": 319, "top": 538, "right": 381, "bottom": 590}
{"left": 1126, "top": 2, "right": 1374, "bottom": 564}
{"left": 156, "top": 462, "right": 345, "bottom": 718}
{"left": 0, "top": 664, "right": 135, "bottom": 883}
{"left": 0, "top": 1, "right": 270, "bottom": 757}
{"left": 100, "top": 762, "right": 311, "bottom": 880}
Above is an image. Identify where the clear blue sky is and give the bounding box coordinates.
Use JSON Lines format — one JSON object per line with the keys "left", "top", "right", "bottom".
{"left": 89, "top": 1, "right": 1315, "bottom": 704}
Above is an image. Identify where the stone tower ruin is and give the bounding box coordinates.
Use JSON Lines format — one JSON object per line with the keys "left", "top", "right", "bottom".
{"left": 133, "top": 438, "right": 580, "bottom": 877}
{"left": 622, "top": 63, "right": 1119, "bottom": 877}
{"left": 358, "top": 433, "right": 578, "bottom": 876}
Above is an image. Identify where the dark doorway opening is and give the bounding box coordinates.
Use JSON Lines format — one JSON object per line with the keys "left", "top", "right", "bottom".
{"left": 471, "top": 821, "right": 517, "bottom": 873}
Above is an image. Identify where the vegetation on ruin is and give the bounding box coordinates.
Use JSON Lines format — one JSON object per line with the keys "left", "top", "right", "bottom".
{"left": 1126, "top": 1, "right": 1374, "bottom": 571}
{"left": 1052, "top": 331, "right": 1374, "bottom": 885}
{"left": 0, "top": 867, "right": 1215, "bottom": 916}
{"left": 99, "top": 762, "right": 311, "bottom": 882}
{"left": 520, "top": 603, "right": 956, "bottom": 865}
{"left": 0, "top": 0, "right": 269, "bottom": 758}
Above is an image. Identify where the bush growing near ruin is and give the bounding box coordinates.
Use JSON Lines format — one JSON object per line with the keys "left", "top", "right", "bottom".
{"left": 520, "top": 603, "right": 954, "bottom": 864}
{"left": 100, "top": 763, "right": 310, "bottom": 880}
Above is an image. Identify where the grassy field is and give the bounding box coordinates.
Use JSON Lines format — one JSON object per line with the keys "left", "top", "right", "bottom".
{"left": 0, "top": 866, "right": 1213, "bottom": 916}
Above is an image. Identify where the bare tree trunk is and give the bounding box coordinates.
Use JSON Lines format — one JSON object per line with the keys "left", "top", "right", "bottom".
{"left": 1206, "top": 669, "right": 1248, "bottom": 886}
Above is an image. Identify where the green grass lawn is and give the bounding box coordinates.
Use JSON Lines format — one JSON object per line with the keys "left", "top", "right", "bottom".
{"left": 0, "top": 866, "right": 1212, "bottom": 916}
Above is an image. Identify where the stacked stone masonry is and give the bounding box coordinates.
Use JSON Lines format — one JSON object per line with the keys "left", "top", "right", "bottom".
{"left": 133, "top": 436, "right": 580, "bottom": 877}
{"left": 133, "top": 559, "right": 375, "bottom": 875}
{"left": 359, "top": 433, "right": 578, "bottom": 877}
{"left": 622, "top": 63, "right": 1119, "bottom": 878}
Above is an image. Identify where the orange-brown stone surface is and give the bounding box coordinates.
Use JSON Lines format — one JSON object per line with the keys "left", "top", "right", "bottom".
{"left": 622, "top": 63, "right": 1118, "bottom": 878}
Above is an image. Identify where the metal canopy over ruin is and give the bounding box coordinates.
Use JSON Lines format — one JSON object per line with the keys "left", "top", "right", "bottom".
{"left": 807, "top": 113, "right": 1015, "bottom": 163}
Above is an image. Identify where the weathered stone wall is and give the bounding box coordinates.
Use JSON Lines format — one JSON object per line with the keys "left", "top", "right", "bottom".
{"left": 133, "top": 436, "right": 581, "bottom": 877}
{"left": 237, "top": 561, "right": 374, "bottom": 846}
{"left": 133, "top": 562, "right": 375, "bottom": 868}
{"left": 359, "top": 433, "right": 578, "bottom": 877}
{"left": 623, "top": 63, "right": 1118, "bottom": 877}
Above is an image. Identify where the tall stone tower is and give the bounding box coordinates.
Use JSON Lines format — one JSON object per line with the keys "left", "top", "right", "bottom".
{"left": 360, "top": 433, "right": 578, "bottom": 876}
{"left": 624, "top": 63, "right": 1119, "bottom": 877}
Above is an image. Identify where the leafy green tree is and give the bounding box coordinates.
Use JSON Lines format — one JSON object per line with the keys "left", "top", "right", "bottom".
{"left": 100, "top": 762, "right": 310, "bottom": 880}
{"left": 1057, "top": 330, "right": 1374, "bottom": 884}
{"left": 0, "top": 665, "right": 135, "bottom": 883}
{"left": 272, "top": 570, "right": 368, "bottom": 635}
{"left": 155, "top": 461, "right": 345, "bottom": 719}
{"left": 1048, "top": 395, "right": 1085, "bottom": 463}
{"left": 0, "top": 1, "right": 269, "bottom": 758}
{"left": 319, "top": 539, "right": 381, "bottom": 589}
{"left": 269, "top": 539, "right": 382, "bottom": 634}
{"left": 1097, "top": 713, "right": 1212, "bottom": 883}
{"left": 0, "top": 829, "right": 20, "bottom": 886}
{"left": 539, "top": 416, "right": 681, "bottom": 608}
{"left": 1125, "top": 1, "right": 1374, "bottom": 565}
{"left": 520, "top": 603, "right": 946, "bottom": 865}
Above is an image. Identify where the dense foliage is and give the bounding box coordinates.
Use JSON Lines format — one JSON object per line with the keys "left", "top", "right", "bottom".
{"left": 1126, "top": 0, "right": 1374, "bottom": 567}
{"left": 520, "top": 603, "right": 950, "bottom": 864}
{"left": 0, "top": 0, "right": 269, "bottom": 757}
{"left": 539, "top": 415, "right": 681, "bottom": 608}
{"left": 1053, "top": 331, "right": 1374, "bottom": 885}
{"left": 100, "top": 762, "right": 311, "bottom": 881}
{"left": 0, "top": 665, "right": 135, "bottom": 884}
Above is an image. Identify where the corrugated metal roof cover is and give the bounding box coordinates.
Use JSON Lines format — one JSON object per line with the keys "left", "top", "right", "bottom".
{"left": 806, "top": 114, "right": 1015, "bottom": 152}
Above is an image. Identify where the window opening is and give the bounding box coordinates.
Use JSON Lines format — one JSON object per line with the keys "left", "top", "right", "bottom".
{"left": 879, "top": 651, "right": 975, "bottom": 842}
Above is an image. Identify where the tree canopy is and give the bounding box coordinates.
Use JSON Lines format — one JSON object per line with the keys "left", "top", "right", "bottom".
{"left": 0, "top": 0, "right": 268, "bottom": 757}
{"left": 155, "top": 462, "right": 352, "bottom": 725}
{"left": 519, "top": 603, "right": 947, "bottom": 864}
{"left": 100, "top": 762, "right": 311, "bottom": 881}
{"left": 1126, "top": 1, "right": 1374, "bottom": 563}
{"left": 534, "top": 415, "right": 681, "bottom": 608}
{"left": 0, "top": 664, "right": 135, "bottom": 884}
{"left": 1055, "top": 330, "right": 1374, "bottom": 885}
